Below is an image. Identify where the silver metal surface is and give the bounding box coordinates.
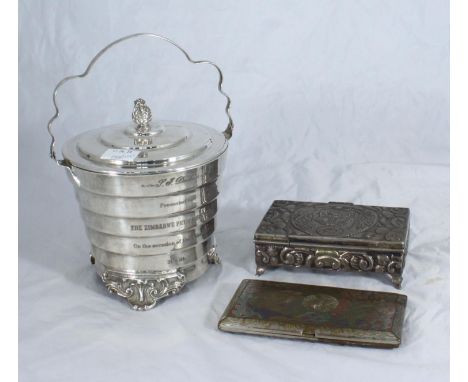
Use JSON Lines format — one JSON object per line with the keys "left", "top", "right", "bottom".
{"left": 47, "top": 32, "right": 234, "bottom": 167}
{"left": 132, "top": 98, "right": 152, "bottom": 133}
{"left": 74, "top": 180, "right": 219, "bottom": 218}
{"left": 62, "top": 119, "right": 228, "bottom": 175}
{"left": 86, "top": 220, "right": 215, "bottom": 255}
{"left": 96, "top": 249, "right": 211, "bottom": 310}
{"left": 80, "top": 199, "right": 217, "bottom": 237}
{"left": 48, "top": 33, "right": 233, "bottom": 309}
{"left": 91, "top": 236, "right": 215, "bottom": 270}
{"left": 66, "top": 159, "right": 224, "bottom": 196}
{"left": 254, "top": 201, "right": 409, "bottom": 289}
{"left": 100, "top": 269, "right": 185, "bottom": 311}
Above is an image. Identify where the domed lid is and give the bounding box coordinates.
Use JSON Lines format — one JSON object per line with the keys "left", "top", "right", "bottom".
{"left": 62, "top": 99, "right": 228, "bottom": 175}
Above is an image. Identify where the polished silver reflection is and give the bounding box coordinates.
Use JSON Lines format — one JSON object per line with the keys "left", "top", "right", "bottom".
{"left": 48, "top": 33, "right": 233, "bottom": 310}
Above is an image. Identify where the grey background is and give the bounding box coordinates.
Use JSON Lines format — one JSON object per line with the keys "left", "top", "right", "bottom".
{"left": 19, "top": 1, "right": 449, "bottom": 381}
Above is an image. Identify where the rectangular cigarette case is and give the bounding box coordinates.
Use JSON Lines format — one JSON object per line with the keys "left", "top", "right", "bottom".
{"left": 218, "top": 279, "right": 407, "bottom": 348}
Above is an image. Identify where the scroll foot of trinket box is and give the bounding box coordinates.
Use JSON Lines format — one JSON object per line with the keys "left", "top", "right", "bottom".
{"left": 255, "top": 266, "right": 266, "bottom": 276}
{"left": 254, "top": 201, "right": 410, "bottom": 289}
{"left": 219, "top": 279, "right": 408, "bottom": 348}
{"left": 48, "top": 33, "right": 234, "bottom": 310}
{"left": 256, "top": 255, "right": 404, "bottom": 289}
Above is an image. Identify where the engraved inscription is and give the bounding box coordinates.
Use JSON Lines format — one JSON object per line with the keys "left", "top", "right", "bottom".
{"left": 144, "top": 222, "right": 175, "bottom": 230}
{"left": 167, "top": 256, "right": 187, "bottom": 265}
{"left": 129, "top": 216, "right": 200, "bottom": 232}
{"left": 133, "top": 238, "right": 183, "bottom": 249}
{"left": 160, "top": 195, "right": 197, "bottom": 209}
{"left": 141, "top": 176, "right": 186, "bottom": 188}
{"left": 160, "top": 200, "right": 187, "bottom": 208}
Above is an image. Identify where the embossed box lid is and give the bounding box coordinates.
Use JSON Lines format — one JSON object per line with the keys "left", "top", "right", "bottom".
{"left": 218, "top": 279, "right": 407, "bottom": 348}
{"left": 254, "top": 201, "right": 410, "bottom": 251}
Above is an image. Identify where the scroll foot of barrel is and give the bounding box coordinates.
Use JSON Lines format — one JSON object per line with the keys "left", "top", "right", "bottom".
{"left": 100, "top": 269, "right": 185, "bottom": 311}
{"left": 207, "top": 247, "right": 220, "bottom": 264}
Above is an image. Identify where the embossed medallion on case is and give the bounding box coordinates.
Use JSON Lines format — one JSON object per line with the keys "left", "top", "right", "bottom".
{"left": 218, "top": 279, "right": 408, "bottom": 348}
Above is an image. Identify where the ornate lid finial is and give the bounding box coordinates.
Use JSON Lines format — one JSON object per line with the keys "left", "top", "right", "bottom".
{"left": 132, "top": 98, "right": 152, "bottom": 133}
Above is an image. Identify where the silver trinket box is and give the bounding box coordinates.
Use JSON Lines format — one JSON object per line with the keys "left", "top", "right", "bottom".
{"left": 47, "top": 33, "right": 234, "bottom": 310}
{"left": 254, "top": 201, "right": 410, "bottom": 288}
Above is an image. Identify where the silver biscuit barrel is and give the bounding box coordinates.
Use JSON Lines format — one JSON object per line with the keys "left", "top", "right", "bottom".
{"left": 47, "top": 33, "right": 233, "bottom": 310}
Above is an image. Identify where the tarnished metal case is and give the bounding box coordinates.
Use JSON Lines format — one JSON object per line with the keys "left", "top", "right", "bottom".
{"left": 254, "top": 201, "right": 410, "bottom": 288}
{"left": 218, "top": 279, "right": 407, "bottom": 348}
